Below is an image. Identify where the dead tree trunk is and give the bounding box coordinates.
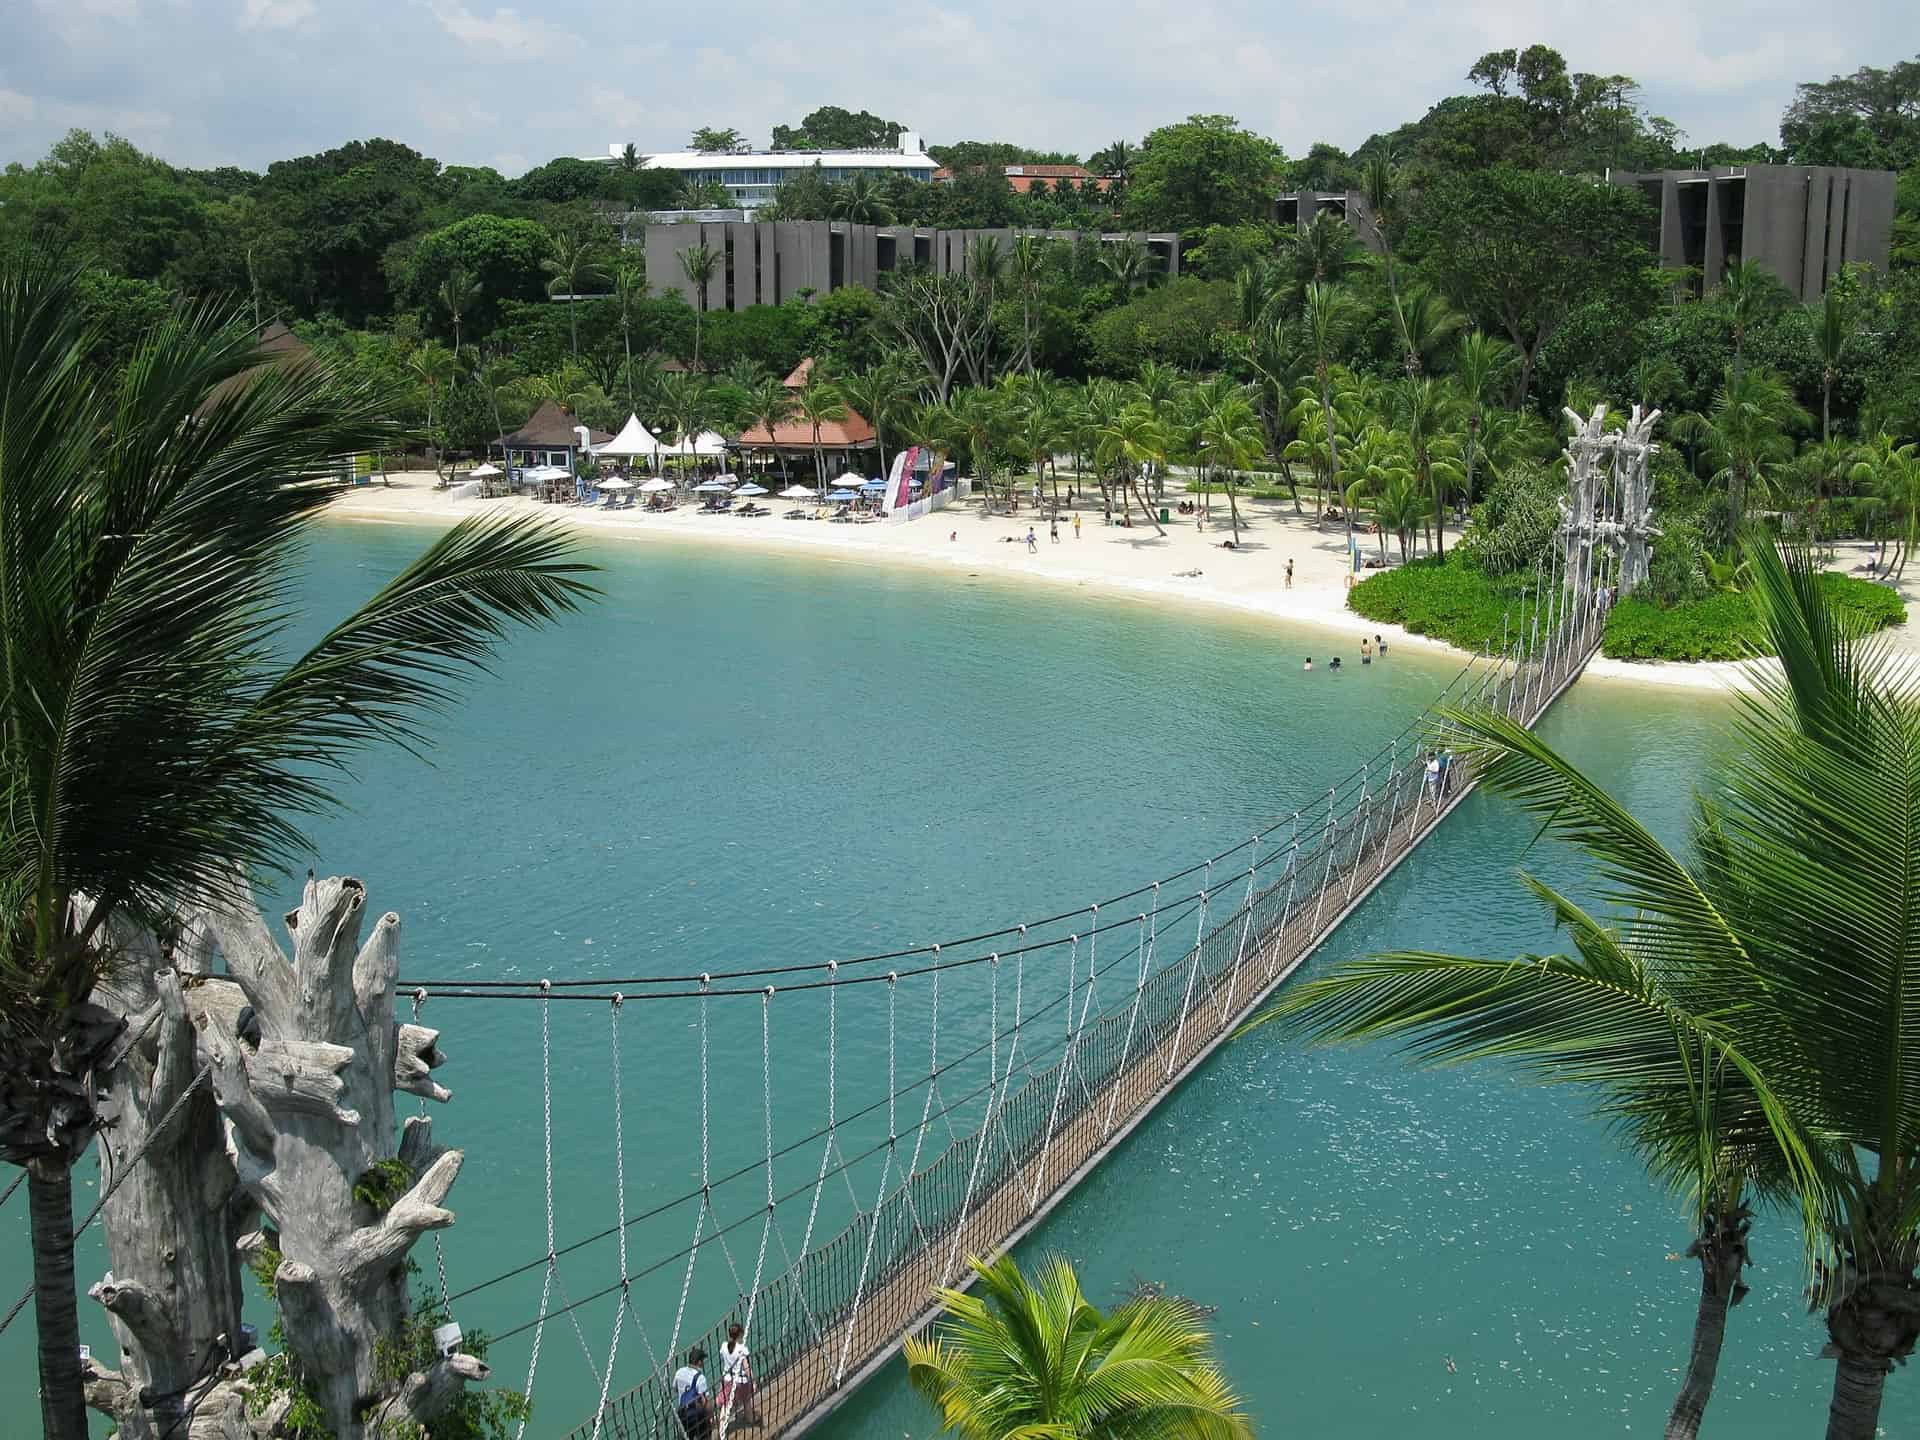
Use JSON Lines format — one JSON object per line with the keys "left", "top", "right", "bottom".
{"left": 173, "top": 874, "right": 486, "bottom": 1439}
{"left": 86, "top": 919, "right": 254, "bottom": 1440}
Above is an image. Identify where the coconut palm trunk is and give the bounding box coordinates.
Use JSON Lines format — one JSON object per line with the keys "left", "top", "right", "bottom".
{"left": 1668, "top": 1202, "right": 1751, "bottom": 1440}
{"left": 28, "top": 1160, "right": 88, "bottom": 1440}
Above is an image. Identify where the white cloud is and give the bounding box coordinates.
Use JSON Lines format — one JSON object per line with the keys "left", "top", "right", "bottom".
{"left": 240, "top": 0, "right": 316, "bottom": 29}
{"left": 424, "top": 1, "right": 574, "bottom": 59}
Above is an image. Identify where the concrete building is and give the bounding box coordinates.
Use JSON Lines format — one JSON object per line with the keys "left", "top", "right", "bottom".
{"left": 1273, "top": 191, "right": 1384, "bottom": 254}
{"left": 599, "top": 133, "right": 937, "bottom": 211}
{"left": 644, "top": 222, "right": 1180, "bottom": 312}
{"left": 1606, "top": 164, "right": 1895, "bottom": 301}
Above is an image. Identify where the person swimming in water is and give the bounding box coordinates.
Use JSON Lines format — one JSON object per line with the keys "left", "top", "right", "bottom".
{"left": 1360, "top": 637, "right": 1372, "bottom": 665}
{"left": 1303, "top": 657, "right": 1313, "bottom": 671}
{"left": 1375, "top": 633, "right": 1388, "bottom": 655}
{"left": 1329, "top": 656, "right": 1342, "bottom": 672}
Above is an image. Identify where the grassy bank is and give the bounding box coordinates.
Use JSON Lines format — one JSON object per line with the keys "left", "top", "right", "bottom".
{"left": 1349, "top": 557, "right": 1908, "bottom": 663}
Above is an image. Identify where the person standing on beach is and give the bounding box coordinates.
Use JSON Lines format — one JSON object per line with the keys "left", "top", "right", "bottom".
{"left": 1285, "top": 558, "right": 1294, "bottom": 590}
{"left": 1073, "top": 512, "right": 1082, "bottom": 539}
{"left": 1026, "top": 527, "right": 1037, "bottom": 553}
{"left": 1050, "top": 517, "right": 1060, "bottom": 543}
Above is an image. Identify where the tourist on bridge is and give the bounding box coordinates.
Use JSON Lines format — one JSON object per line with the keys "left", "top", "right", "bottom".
{"left": 1424, "top": 750, "right": 1442, "bottom": 799}
{"left": 674, "top": 1346, "right": 714, "bottom": 1439}
{"left": 719, "top": 1323, "right": 758, "bottom": 1427}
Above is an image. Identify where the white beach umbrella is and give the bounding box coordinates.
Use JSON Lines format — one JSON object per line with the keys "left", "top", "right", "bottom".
{"left": 735, "top": 483, "right": 768, "bottom": 496}
{"left": 638, "top": 477, "right": 676, "bottom": 493}
{"left": 599, "top": 478, "right": 635, "bottom": 491}
{"left": 779, "top": 485, "right": 817, "bottom": 499}
{"left": 469, "top": 463, "right": 502, "bottom": 477}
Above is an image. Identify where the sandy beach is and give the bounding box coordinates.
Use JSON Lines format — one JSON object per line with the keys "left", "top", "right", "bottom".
{"left": 332, "top": 477, "right": 1915, "bottom": 694}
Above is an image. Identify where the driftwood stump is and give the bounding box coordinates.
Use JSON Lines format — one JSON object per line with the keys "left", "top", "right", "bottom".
{"left": 85, "top": 917, "right": 255, "bottom": 1439}
{"left": 167, "top": 874, "right": 487, "bottom": 1439}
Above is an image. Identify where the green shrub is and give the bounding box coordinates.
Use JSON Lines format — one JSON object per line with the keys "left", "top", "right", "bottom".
{"left": 1456, "top": 463, "right": 1559, "bottom": 577}
{"left": 1602, "top": 572, "right": 1906, "bottom": 661}
{"left": 1347, "top": 557, "right": 1546, "bottom": 654}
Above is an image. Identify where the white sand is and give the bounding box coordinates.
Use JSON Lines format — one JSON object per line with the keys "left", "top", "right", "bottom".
{"left": 331, "top": 477, "right": 1914, "bottom": 694}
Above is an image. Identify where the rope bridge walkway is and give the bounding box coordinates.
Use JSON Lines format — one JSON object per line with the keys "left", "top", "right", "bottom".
{"left": 398, "top": 526, "right": 1619, "bottom": 1440}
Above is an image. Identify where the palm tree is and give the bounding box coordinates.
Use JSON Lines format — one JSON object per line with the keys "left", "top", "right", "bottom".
{"left": 1393, "top": 376, "right": 1465, "bottom": 558}
{"left": 407, "top": 341, "right": 460, "bottom": 481}
{"left": 1251, "top": 539, "right": 1920, "bottom": 1440}
{"left": 542, "top": 230, "right": 605, "bottom": 360}
{"left": 742, "top": 375, "right": 798, "bottom": 483}
{"left": 0, "top": 255, "right": 593, "bottom": 1440}
{"left": 1285, "top": 209, "right": 1363, "bottom": 304}
{"left": 1373, "top": 468, "right": 1433, "bottom": 561}
{"left": 906, "top": 1254, "right": 1250, "bottom": 1440}
{"left": 836, "top": 364, "right": 913, "bottom": 481}
{"left": 611, "top": 260, "right": 645, "bottom": 411}
{"left": 793, "top": 375, "right": 847, "bottom": 487}
{"left": 1302, "top": 282, "right": 1360, "bottom": 538}
{"left": 1361, "top": 149, "right": 1402, "bottom": 299}
{"left": 1189, "top": 384, "right": 1266, "bottom": 540}
{"left": 1009, "top": 233, "right": 1046, "bottom": 373}
{"left": 1089, "top": 140, "right": 1140, "bottom": 181}
{"left": 1095, "top": 401, "right": 1169, "bottom": 534}
{"left": 1671, "top": 365, "right": 1810, "bottom": 528}
{"left": 950, "top": 386, "right": 1009, "bottom": 506}
{"left": 1810, "top": 286, "right": 1858, "bottom": 445}
{"left": 658, "top": 371, "right": 713, "bottom": 478}
{"left": 1717, "top": 257, "right": 1784, "bottom": 375}
{"left": 1098, "top": 238, "right": 1150, "bottom": 294}
{"left": 1453, "top": 331, "right": 1516, "bottom": 509}
{"left": 438, "top": 265, "right": 481, "bottom": 353}
{"left": 1341, "top": 425, "right": 1416, "bottom": 560}
{"left": 1007, "top": 376, "right": 1065, "bottom": 508}
{"left": 829, "top": 173, "right": 895, "bottom": 225}
{"left": 677, "top": 241, "right": 720, "bottom": 369}
{"left": 1389, "top": 282, "right": 1462, "bottom": 378}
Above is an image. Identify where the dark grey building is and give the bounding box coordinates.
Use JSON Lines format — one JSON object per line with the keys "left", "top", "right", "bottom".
{"left": 1273, "top": 191, "right": 1384, "bottom": 254}
{"left": 1608, "top": 164, "right": 1894, "bottom": 301}
{"left": 643, "top": 222, "right": 1180, "bottom": 312}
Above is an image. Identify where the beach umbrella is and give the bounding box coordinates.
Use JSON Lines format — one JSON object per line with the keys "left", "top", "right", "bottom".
{"left": 469, "top": 463, "right": 501, "bottom": 477}
{"left": 779, "top": 485, "right": 817, "bottom": 500}
{"left": 694, "top": 480, "right": 733, "bottom": 493}
{"left": 859, "top": 479, "right": 886, "bottom": 491}
{"left": 735, "top": 483, "right": 768, "bottom": 496}
{"left": 826, "top": 489, "right": 859, "bottom": 501}
{"left": 639, "top": 477, "right": 675, "bottom": 493}
{"left": 599, "top": 478, "right": 634, "bottom": 491}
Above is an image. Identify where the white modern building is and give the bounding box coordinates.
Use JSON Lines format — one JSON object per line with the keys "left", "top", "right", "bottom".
{"left": 600, "top": 132, "right": 938, "bottom": 211}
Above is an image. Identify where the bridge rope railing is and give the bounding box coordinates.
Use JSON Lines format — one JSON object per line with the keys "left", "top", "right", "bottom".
{"left": 395, "top": 533, "right": 1615, "bottom": 1440}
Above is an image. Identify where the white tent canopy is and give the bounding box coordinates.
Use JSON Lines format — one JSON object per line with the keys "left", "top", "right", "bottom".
{"left": 673, "top": 430, "right": 728, "bottom": 457}
{"left": 598, "top": 413, "right": 667, "bottom": 459}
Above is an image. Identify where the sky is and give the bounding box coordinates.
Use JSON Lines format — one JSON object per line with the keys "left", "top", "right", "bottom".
{"left": 2, "top": 0, "right": 1910, "bottom": 176}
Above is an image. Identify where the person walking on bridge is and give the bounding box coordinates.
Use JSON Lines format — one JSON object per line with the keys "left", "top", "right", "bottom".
{"left": 674, "top": 1347, "right": 714, "bottom": 1440}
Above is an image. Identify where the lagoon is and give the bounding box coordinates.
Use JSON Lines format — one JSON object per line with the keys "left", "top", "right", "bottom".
{"left": 1, "top": 519, "right": 1902, "bottom": 1437}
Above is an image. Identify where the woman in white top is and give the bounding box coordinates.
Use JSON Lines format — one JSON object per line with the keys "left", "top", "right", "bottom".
{"left": 719, "top": 1322, "right": 756, "bottom": 1425}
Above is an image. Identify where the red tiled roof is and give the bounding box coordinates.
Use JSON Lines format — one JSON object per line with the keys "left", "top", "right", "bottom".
{"left": 736, "top": 411, "right": 877, "bottom": 448}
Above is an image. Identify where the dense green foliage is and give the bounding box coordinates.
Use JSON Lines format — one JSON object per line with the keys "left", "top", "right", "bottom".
{"left": 1348, "top": 553, "right": 1907, "bottom": 661}
{"left": 1604, "top": 573, "right": 1907, "bottom": 660}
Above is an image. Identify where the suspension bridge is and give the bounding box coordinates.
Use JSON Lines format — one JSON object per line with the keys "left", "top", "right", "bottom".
{"left": 390, "top": 409, "right": 1653, "bottom": 1440}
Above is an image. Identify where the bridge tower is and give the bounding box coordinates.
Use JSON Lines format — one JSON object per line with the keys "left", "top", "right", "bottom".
{"left": 1559, "top": 403, "right": 1660, "bottom": 596}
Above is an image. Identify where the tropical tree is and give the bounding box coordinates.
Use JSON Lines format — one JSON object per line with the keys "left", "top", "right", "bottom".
{"left": 836, "top": 363, "right": 914, "bottom": 480}
{"left": 1283, "top": 209, "right": 1363, "bottom": 304}
{"left": 793, "top": 374, "right": 848, "bottom": 487}
{"left": 1251, "top": 540, "right": 1920, "bottom": 1440}
{"left": 1095, "top": 400, "right": 1170, "bottom": 534}
{"left": 1671, "top": 365, "right": 1811, "bottom": 528}
{"left": 1454, "top": 330, "right": 1517, "bottom": 508}
{"left": 1089, "top": 140, "right": 1140, "bottom": 180}
{"left": 829, "top": 173, "right": 895, "bottom": 225}
{"left": 1810, "top": 285, "right": 1859, "bottom": 444}
{"left": 1373, "top": 468, "right": 1433, "bottom": 562}
{"left": 1098, "top": 238, "right": 1150, "bottom": 294}
{"left": 677, "top": 241, "right": 720, "bottom": 369}
{"left": 0, "top": 255, "right": 594, "bottom": 1440}
{"left": 437, "top": 264, "right": 481, "bottom": 353}
{"left": 950, "top": 385, "right": 1009, "bottom": 506}
{"left": 1302, "top": 282, "right": 1360, "bottom": 537}
{"left": 407, "top": 340, "right": 460, "bottom": 479}
{"left": 1393, "top": 376, "right": 1465, "bottom": 558}
{"left": 1389, "top": 281, "right": 1463, "bottom": 377}
{"left": 1340, "top": 425, "right": 1416, "bottom": 559}
{"left": 1009, "top": 233, "right": 1046, "bottom": 373}
{"left": 1361, "top": 149, "right": 1403, "bottom": 299}
{"left": 906, "top": 1254, "right": 1251, "bottom": 1440}
{"left": 541, "top": 228, "right": 604, "bottom": 360}
{"left": 1006, "top": 374, "right": 1066, "bottom": 507}
{"left": 659, "top": 371, "right": 714, "bottom": 475}
{"left": 611, "top": 259, "right": 646, "bottom": 410}
{"left": 743, "top": 374, "right": 798, "bottom": 483}
{"left": 1717, "top": 257, "right": 1786, "bottom": 375}
{"left": 1186, "top": 381, "right": 1265, "bottom": 540}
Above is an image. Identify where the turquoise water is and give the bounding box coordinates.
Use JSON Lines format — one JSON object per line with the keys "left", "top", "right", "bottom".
{"left": 0, "top": 520, "right": 1907, "bottom": 1436}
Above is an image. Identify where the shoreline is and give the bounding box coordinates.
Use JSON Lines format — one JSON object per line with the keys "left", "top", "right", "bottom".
{"left": 330, "top": 478, "right": 1910, "bottom": 695}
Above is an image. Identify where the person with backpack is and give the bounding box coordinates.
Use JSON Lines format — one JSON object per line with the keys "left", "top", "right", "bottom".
{"left": 719, "top": 1322, "right": 756, "bottom": 1426}
{"left": 674, "top": 1346, "right": 713, "bottom": 1439}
